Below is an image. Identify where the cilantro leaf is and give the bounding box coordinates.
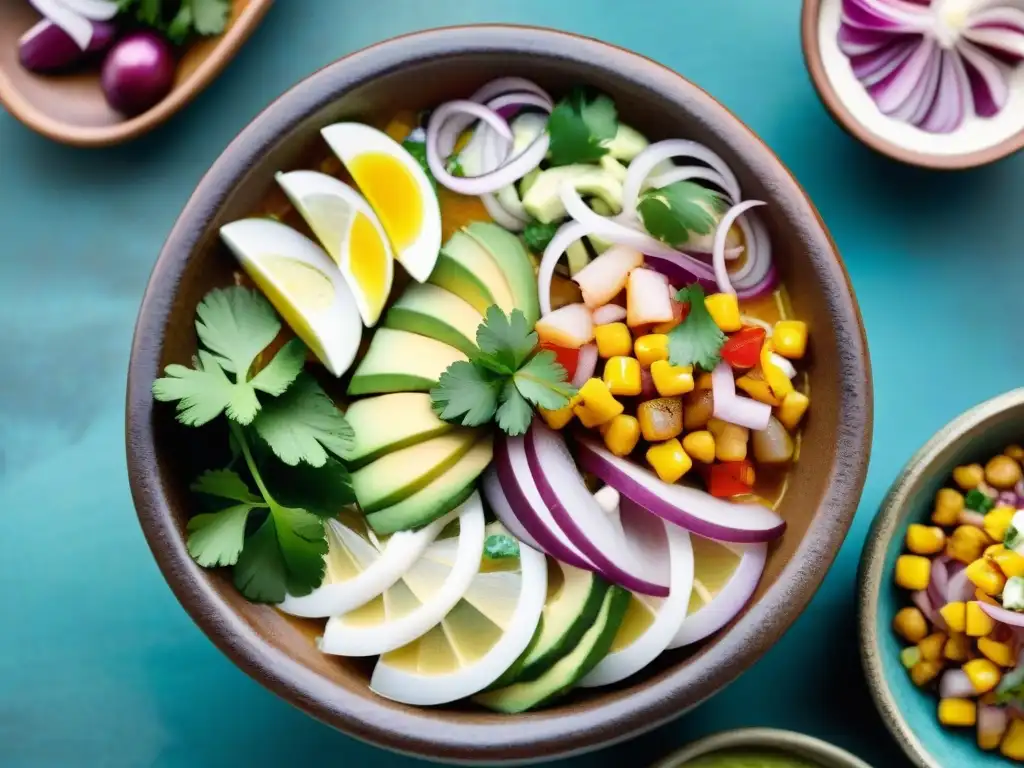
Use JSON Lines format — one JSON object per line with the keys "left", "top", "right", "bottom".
{"left": 484, "top": 533, "right": 520, "bottom": 560}
{"left": 273, "top": 503, "right": 329, "bottom": 597}
{"left": 1007, "top": 525, "right": 1022, "bottom": 551}
{"left": 547, "top": 88, "right": 618, "bottom": 166}
{"left": 186, "top": 504, "right": 254, "bottom": 568}
{"left": 190, "top": 468, "right": 262, "bottom": 504}
{"left": 430, "top": 361, "right": 502, "bottom": 426}
{"left": 997, "top": 663, "right": 1024, "bottom": 704}
{"left": 166, "top": 4, "right": 193, "bottom": 44}
{"left": 522, "top": 220, "right": 560, "bottom": 253}
{"left": 249, "top": 337, "right": 307, "bottom": 396}
{"left": 252, "top": 374, "right": 355, "bottom": 467}
{"left": 153, "top": 350, "right": 260, "bottom": 426}
{"left": 191, "top": 0, "right": 231, "bottom": 36}
{"left": 668, "top": 284, "right": 726, "bottom": 371}
{"left": 260, "top": 456, "right": 355, "bottom": 516}
{"left": 965, "top": 488, "right": 995, "bottom": 514}
{"left": 495, "top": 380, "right": 533, "bottom": 437}
{"left": 196, "top": 287, "right": 280, "bottom": 377}
{"left": 119, "top": 0, "right": 230, "bottom": 41}
{"left": 402, "top": 140, "right": 437, "bottom": 189}
{"left": 637, "top": 181, "right": 723, "bottom": 247}
{"left": 513, "top": 350, "right": 576, "bottom": 410}
{"left": 233, "top": 515, "right": 288, "bottom": 603}
{"left": 476, "top": 307, "right": 537, "bottom": 371}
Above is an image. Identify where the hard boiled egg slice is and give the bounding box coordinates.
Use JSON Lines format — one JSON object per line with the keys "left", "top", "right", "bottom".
{"left": 276, "top": 170, "right": 394, "bottom": 327}
{"left": 321, "top": 122, "right": 441, "bottom": 283}
{"left": 220, "top": 218, "right": 362, "bottom": 377}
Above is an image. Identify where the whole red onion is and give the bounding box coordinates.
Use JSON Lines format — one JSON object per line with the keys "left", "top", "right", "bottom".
{"left": 101, "top": 30, "right": 176, "bottom": 116}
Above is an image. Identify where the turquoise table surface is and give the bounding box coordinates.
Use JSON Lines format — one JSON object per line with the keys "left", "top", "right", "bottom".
{"left": 4, "top": 1, "right": 1024, "bottom": 766}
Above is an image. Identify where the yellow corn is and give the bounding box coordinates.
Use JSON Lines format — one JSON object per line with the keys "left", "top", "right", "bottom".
{"left": 895, "top": 555, "right": 932, "bottom": 591}
{"left": 986, "top": 455, "right": 1023, "bottom": 489}
{"left": 918, "top": 632, "right": 948, "bottom": 662}
{"left": 704, "top": 293, "right": 742, "bottom": 332}
{"left": 938, "top": 698, "right": 977, "bottom": 727}
{"left": 695, "top": 371, "right": 713, "bottom": 390}
{"left": 900, "top": 646, "right": 922, "bottom": 669}
{"left": 964, "top": 658, "right": 1002, "bottom": 694}
{"left": 992, "top": 548, "right": 1024, "bottom": 580}
{"left": 1005, "top": 445, "right": 1024, "bottom": 462}
{"left": 637, "top": 397, "right": 684, "bottom": 442}
{"left": 594, "top": 323, "right": 632, "bottom": 358}
{"left": 966, "top": 601, "right": 997, "bottom": 637}
{"left": 953, "top": 463, "right": 985, "bottom": 490}
{"left": 633, "top": 334, "right": 669, "bottom": 368}
{"left": 1002, "top": 719, "right": 1024, "bottom": 759}
{"left": 682, "top": 431, "right": 716, "bottom": 464}
{"left": 645, "top": 438, "right": 692, "bottom": 483}
{"left": 894, "top": 606, "right": 929, "bottom": 642}
{"left": 985, "top": 505, "right": 1016, "bottom": 544}
{"left": 910, "top": 660, "right": 943, "bottom": 686}
{"left": 736, "top": 371, "right": 780, "bottom": 406}
{"left": 574, "top": 378, "right": 623, "bottom": 427}
{"left": 602, "top": 414, "right": 640, "bottom": 458}
{"left": 708, "top": 417, "right": 749, "bottom": 462}
{"left": 760, "top": 343, "right": 794, "bottom": 399}
{"left": 906, "top": 524, "right": 946, "bottom": 555}
{"left": 933, "top": 488, "right": 966, "bottom": 527}
{"left": 603, "top": 356, "right": 642, "bottom": 396}
{"left": 986, "top": 543, "right": 1007, "bottom": 558}
{"left": 772, "top": 320, "right": 808, "bottom": 359}
{"left": 777, "top": 391, "right": 810, "bottom": 431}
{"left": 939, "top": 602, "right": 967, "bottom": 634}
{"left": 976, "top": 588, "right": 1000, "bottom": 607}
{"left": 947, "top": 525, "right": 992, "bottom": 564}
{"left": 945, "top": 633, "right": 971, "bottom": 663}
{"left": 650, "top": 360, "right": 695, "bottom": 397}
{"left": 539, "top": 394, "right": 580, "bottom": 430}
{"left": 966, "top": 558, "right": 1007, "bottom": 596}
{"left": 978, "top": 636, "right": 1015, "bottom": 667}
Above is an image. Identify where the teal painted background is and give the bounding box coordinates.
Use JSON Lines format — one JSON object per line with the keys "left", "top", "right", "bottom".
{"left": 4, "top": 1, "right": 1024, "bottom": 765}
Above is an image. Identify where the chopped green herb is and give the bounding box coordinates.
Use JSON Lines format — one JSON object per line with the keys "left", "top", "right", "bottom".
{"left": 484, "top": 533, "right": 521, "bottom": 560}
{"left": 522, "top": 220, "right": 560, "bottom": 253}
{"left": 446, "top": 155, "right": 465, "bottom": 177}
{"left": 637, "top": 181, "right": 723, "bottom": 247}
{"left": 667, "top": 284, "right": 726, "bottom": 372}
{"left": 997, "top": 661, "right": 1024, "bottom": 704}
{"left": 1004, "top": 576, "right": 1024, "bottom": 611}
{"left": 1008, "top": 525, "right": 1022, "bottom": 551}
{"left": 965, "top": 488, "right": 995, "bottom": 514}
{"left": 118, "top": 0, "right": 230, "bottom": 45}
{"left": 546, "top": 88, "right": 618, "bottom": 166}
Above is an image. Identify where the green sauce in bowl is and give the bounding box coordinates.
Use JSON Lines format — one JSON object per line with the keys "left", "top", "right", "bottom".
{"left": 682, "top": 751, "right": 820, "bottom": 768}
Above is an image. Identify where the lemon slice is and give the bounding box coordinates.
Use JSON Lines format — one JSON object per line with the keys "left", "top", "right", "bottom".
{"left": 370, "top": 523, "right": 547, "bottom": 705}
{"left": 318, "top": 493, "right": 485, "bottom": 657}
{"left": 321, "top": 123, "right": 441, "bottom": 283}
{"left": 277, "top": 506, "right": 457, "bottom": 619}
{"left": 219, "top": 218, "right": 362, "bottom": 377}
{"left": 276, "top": 171, "right": 394, "bottom": 327}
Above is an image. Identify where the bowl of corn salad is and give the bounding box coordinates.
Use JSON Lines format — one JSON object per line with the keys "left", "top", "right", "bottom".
{"left": 860, "top": 389, "right": 1024, "bottom": 768}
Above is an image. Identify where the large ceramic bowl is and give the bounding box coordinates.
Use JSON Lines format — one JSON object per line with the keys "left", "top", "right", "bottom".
{"left": 859, "top": 389, "right": 1024, "bottom": 768}
{"left": 126, "top": 25, "right": 872, "bottom": 763}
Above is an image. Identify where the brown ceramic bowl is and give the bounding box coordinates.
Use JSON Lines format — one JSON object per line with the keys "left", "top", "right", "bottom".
{"left": 802, "top": 0, "right": 1024, "bottom": 170}
{"left": 0, "top": 0, "right": 273, "bottom": 147}
{"left": 126, "top": 25, "right": 873, "bottom": 763}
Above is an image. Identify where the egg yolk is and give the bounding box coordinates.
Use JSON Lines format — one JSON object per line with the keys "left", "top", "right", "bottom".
{"left": 247, "top": 257, "right": 334, "bottom": 364}
{"left": 349, "top": 152, "right": 423, "bottom": 252}
{"left": 347, "top": 212, "right": 389, "bottom": 315}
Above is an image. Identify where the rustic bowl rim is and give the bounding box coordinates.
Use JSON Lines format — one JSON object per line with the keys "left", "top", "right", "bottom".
{"left": 858, "top": 388, "right": 1024, "bottom": 768}
{"left": 648, "top": 727, "right": 873, "bottom": 768}
{"left": 800, "top": 0, "right": 1024, "bottom": 171}
{"left": 126, "top": 23, "right": 873, "bottom": 763}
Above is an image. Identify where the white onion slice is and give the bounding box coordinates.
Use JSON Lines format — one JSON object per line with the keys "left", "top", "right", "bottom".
{"left": 622, "top": 139, "right": 742, "bottom": 218}
{"left": 592, "top": 304, "right": 627, "bottom": 325}
{"left": 58, "top": 0, "right": 118, "bottom": 20}
{"left": 572, "top": 343, "right": 599, "bottom": 388}
{"left": 769, "top": 353, "right": 797, "bottom": 379}
{"left": 539, "top": 220, "right": 592, "bottom": 315}
{"left": 481, "top": 467, "right": 543, "bottom": 553}
{"left": 713, "top": 201, "right": 766, "bottom": 295}
{"left": 711, "top": 362, "right": 772, "bottom": 431}
{"left": 29, "top": 0, "right": 92, "bottom": 49}
{"left": 480, "top": 193, "right": 527, "bottom": 230}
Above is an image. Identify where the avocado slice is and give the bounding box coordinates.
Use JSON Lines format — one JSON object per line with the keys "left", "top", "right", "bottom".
{"left": 351, "top": 429, "right": 478, "bottom": 513}
{"left": 383, "top": 283, "right": 483, "bottom": 357}
{"left": 344, "top": 393, "right": 453, "bottom": 468}
{"left": 347, "top": 328, "right": 466, "bottom": 396}
{"left": 463, "top": 221, "right": 540, "bottom": 326}
{"left": 522, "top": 166, "right": 624, "bottom": 224}
{"left": 602, "top": 123, "right": 649, "bottom": 161}
{"left": 365, "top": 435, "right": 494, "bottom": 534}
{"left": 474, "top": 585, "right": 630, "bottom": 713}
{"left": 429, "top": 231, "right": 516, "bottom": 315}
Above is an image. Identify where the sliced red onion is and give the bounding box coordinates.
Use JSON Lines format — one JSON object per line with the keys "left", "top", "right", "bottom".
{"left": 966, "top": 26, "right": 1024, "bottom": 61}
{"left": 59, "top": 0, "right": 118, "bottom": 20}
{"left": 539, "top": 221, "right": 592, "bottom": 316}
{"left": 29, "top": 0, "right": 93, "bottom": 49}
{"left": 852, "top": 38, "right": 919, "bottom": 85}
{"left": 839, "top": 21, "right": 907, "bottom": 56}
{"left": 842, "top": 0, "right": 930, "bottom": 32}
{"left": 946, "top": 567, "right": 975, "bottom": 603}
{"left": 713, "top": 201, "right": 766, "bottom": 295}
{"left": 572, "top": 343, "right": 598, "bottom": 388}
{"left": 980, "top": 601, "right": 1024, "bottom": 628}
{"left": 1000, "top": 490, "right": 1019, "bottom": 507}
{"left": 928, "top": 555, "right": 950, "bottom": 609}
{"left": 668, "top": 539, "right": 767, "bottom": 648}
{"left": 939, "top": 668, "right": 977, "bottom": 699}
{"left": 711, "top": 362, "right": 772, "bottom": 431}
{"left": 959, "top": 508, "right": 986, "bottom": 528}
{"left": 18, "top": 17, "right": 115, "bottom": 71}
{"left": 920, "top": 50, "right": 970, "bottom": 133}
{"left": 912, "top": 589, "right": 947, "bottom": 631}
{"left": 979, "top": 706, "right": 1009, "bottom": 743}
{"left": 869, "top": 37, "right": 937, "bottom": 114}
{"left": 481, "top": 466, "right": 543, "bottom": 553}
{"left": 959, "top": 41, "right": 1011, "bottom": 117}
{"left": 592, "top": 304, "right": 627, "bottom": 325}
{"left": 574, "top": 436, "right": 787, "bottom": 543}
{"left": 902, "top": 44, "right": 944, "bottom": 125}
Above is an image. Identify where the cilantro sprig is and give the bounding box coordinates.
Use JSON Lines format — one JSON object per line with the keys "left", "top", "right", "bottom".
{"left": 431, "top": 306, "right": 577, "bottom": 436}
{"left": 117, "top": 0, "right": 231, "bottom": 45}
{"left": 484, "top": 533, "right": 520, "bottom": 560}
{"left": 153, "top": 287, "right": 356, "bottom": 603}
{"left": 667, "top": 284, "right": 726, "bottom": 372}
{"left": 638, "top": 181, "right": 724, "bottom": 248}
{"left": 522, "top": 220, "right": 560, "bottom": 253}
{"left": 546, "top": 88, "right": 618, "bottom": 167}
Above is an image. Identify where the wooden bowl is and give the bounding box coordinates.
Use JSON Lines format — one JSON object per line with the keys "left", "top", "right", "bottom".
{"left": 126, "top": 25, "right": 873, "bottom": 763}
{"left": 650, "top": 728, "right": 872, "bottom": 768}
{"left": 0, "top": 0, "right": 273, "bottom": 147}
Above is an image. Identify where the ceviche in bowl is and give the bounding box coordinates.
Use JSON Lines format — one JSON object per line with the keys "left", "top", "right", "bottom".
{"left": 126, "top": 26, "right": 871, "bottom": 762}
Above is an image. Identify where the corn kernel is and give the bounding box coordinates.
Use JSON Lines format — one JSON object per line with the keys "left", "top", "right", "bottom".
{"left": 1001, "top": 718, "right": 1024, "bottom": 759}
{"left": 708, "top": 418, "right": 749, "bottom": 462}
{"left": 704, "top": 293, "right": 742, "bottom": 332}
{"left": 645, "top": 439, "right": 693, "bottom": 483}
{"left": 918, "top": 632, "right": 948, "bottom": 661}
{"left": 906, "top": 524, "right": 946, "bottom": 556}
{"left": 771, "top": 320, "right": 808, "bottom": 359}
{"left": 939, "top": 602, "right": 967, "bottom": 634}
{"left": 938, "top": 698, "right": 977, "bottom": 727}
{"left": 967, "top": 601, "right": 997, "bottom": 637}
{"left": 650, "top": 360, "right": 695, "bottom": 397}
{"left": 574, "top": 378, "right": 623, "bottom": 427}
{"left": 966, "top": 558, "right": 1007, "bottom": 596}
{"left": 986, "top": 455, "right": 1023, "bottom": 489}
{"left": 594, "top": 323, "right": 632, "bottom": 358}
{"left": 637, "top": 397, "right": 684, "bottom": 442}
{"left": 933, "top": 488, "right": 966, "bottom": 527}
{"left": 539, "top": 394, "right": 579, "bottom": 430}
{"left": 976, "top": 588, "right": 1000, "bottom": 607}
{"left": 945, "top": 633, "right": 971, "bottom": 662}
{"left": 947, "top": 525, "right": 992, "bottom": 564}
{"left": 978, "top": 636, "right": 1015, "bottom": 667}
{"left": 985, "top": 505, "right": 1016, "bottom": 543}
{"left": 964, "top": 658, "right": 1002, "bottom": 694}
{"left": 695, "top": 372, "right": 713, "bottom": 389}
{"left": 633, "top": 334, "right": 669, "bottom": 368}
{"left": 894, "top": 606, "right": 929, "bottom": 642}
{"left": 1005, "top": 445, "right": 1024, "bottom": 462}
{"left": 602, "top": 414, "right": 640, "bottom": 458}
{"left": 603, "top": 356, "right": 642, "bottom": 396}
{"left": 954, "top": 464, "right": 985, "bottom": 490}
{"left": 895, "top": 555, "right": 932, "bottom": 591}
{"left": 986, "top": 543, "right": 1007, "bottom": 559}
{"left": 682, "top": 431, "right": 716, "bottom": 464}
{"left": 910, "top": 660, "right": 943, "bottom": 686}
{"left": 992, "top": 548, "right": 1024, "bottom": 580}
{"left": 777, "top": 391, "right": 810, "bottom": 431}
{"left": 736, "top": 372, "right": 780, "bottom": 406}
{"left": 900, "top": 646, "right": 922, "bottom": 669}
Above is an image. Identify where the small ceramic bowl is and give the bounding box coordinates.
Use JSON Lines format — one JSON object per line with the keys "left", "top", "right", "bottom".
{"left": 0, "top": 0, "right": 273, "bottom": 147}
{"left": 859, "top": 388, "right": 1024, "bottom": 768}
{"left": 650, "top": 728, "right": 872, "bottom": 768}
{"left": 801, "top": 0, "right": 1024, "bottom": 169}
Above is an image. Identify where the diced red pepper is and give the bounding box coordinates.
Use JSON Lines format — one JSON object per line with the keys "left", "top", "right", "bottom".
{"left": 540, "top": 341, "right": 580, "bottom": 379}
{"left": 707, "top": 460, "right": 756, "bottom": 498}
{"left": 720, "top": 326, "right": 766, "bottom": 370}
